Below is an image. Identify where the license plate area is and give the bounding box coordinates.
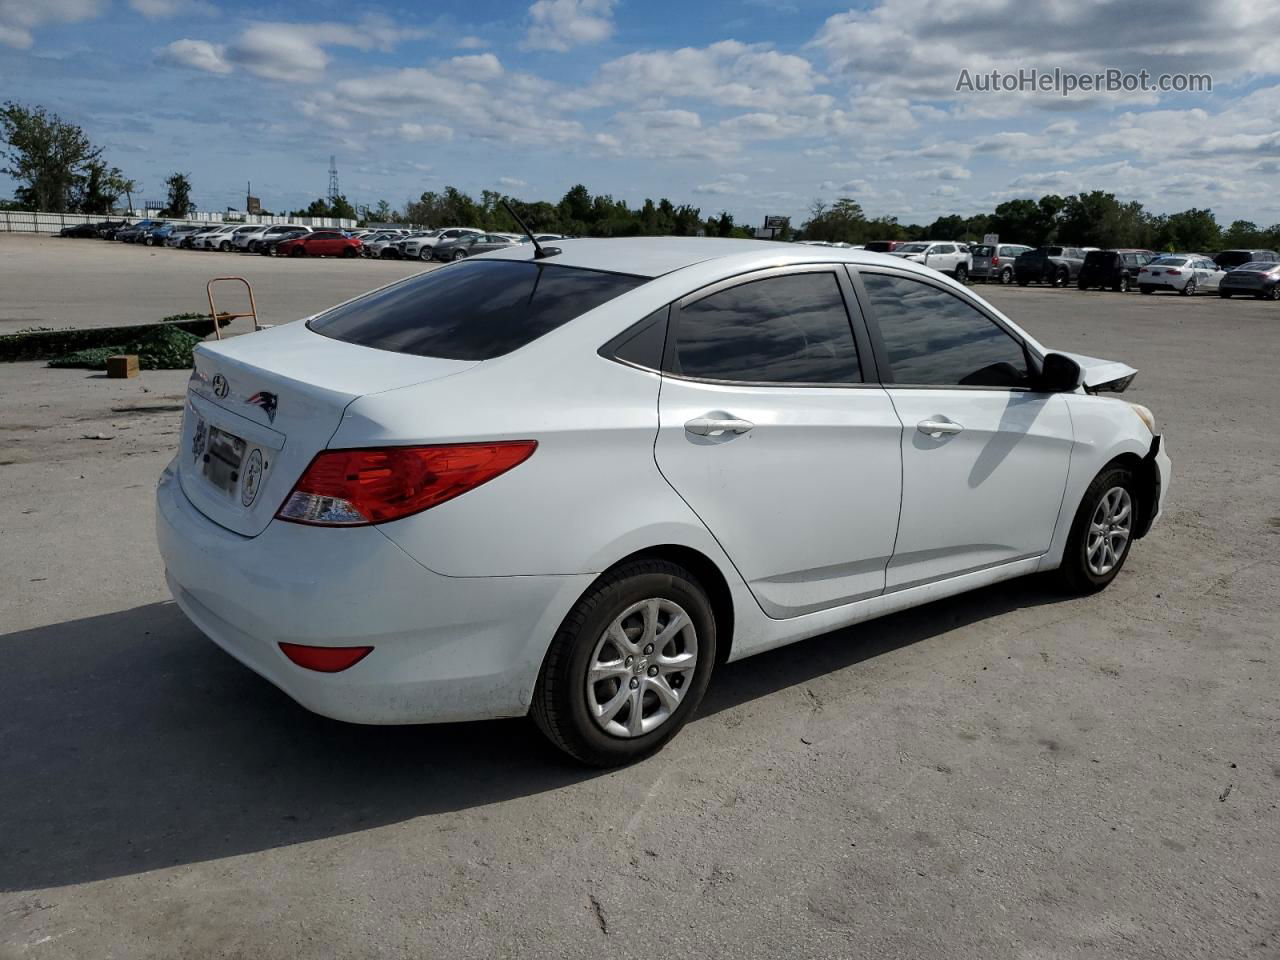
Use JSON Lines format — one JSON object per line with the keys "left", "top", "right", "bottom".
{"left": 201, "top": 422, "right": 247, "bottom": 496}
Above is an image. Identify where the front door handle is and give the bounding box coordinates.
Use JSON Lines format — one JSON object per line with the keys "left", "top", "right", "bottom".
{"left": 685, "top": 417, "right": 754, "bottom": 437}
{"left": 917, "top": 418, "right": 963, "bottom": 438}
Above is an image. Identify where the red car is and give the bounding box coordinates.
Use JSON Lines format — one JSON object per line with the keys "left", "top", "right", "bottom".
{"left": 277, "top": 231, "right": 362, "bottom": 258}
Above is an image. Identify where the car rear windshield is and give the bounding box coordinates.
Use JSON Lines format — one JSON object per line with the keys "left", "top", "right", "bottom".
{"left": 1084, "top": 251, "right": 1112, "bottom": 265}
{"left": 308, "top": 259, "right": 646, "bottom": 361}
{"left": 863, "top": 241, "right": 894, "bottom": 252}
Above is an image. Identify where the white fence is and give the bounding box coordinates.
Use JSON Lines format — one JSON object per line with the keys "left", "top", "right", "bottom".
{"left": 0, "top": 210, "right": 358, "bottom": 234}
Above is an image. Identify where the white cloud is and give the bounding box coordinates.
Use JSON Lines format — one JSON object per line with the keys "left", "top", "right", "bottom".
{"left": 129, "top": 0, "right": 215, "bottom": 18}
{"left": 157, "top": 38, "right": 230, "bottom": 74}
{"left": 395, "top": 122, "right": 453, "bottom": 142}
{"left": 446, "top": 53, "right": 503, "bottom": 81}
{"left": 162, "top": 17, "right": 426, "bottom": 81}
{"left": 522, "top": 0, "right": 614, "bottom": 52}
{"left": 455, "top": 35, "right": 487, "bottom": 49}
{"left": 498, "top": 176, "right": 526, "bottom": 188}
{"left": 0, "top": 0, "right": 102, "bottom": 49}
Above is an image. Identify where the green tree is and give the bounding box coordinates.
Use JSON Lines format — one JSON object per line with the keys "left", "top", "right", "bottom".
{"left": 1152, "top": 208, "right": 1220, "bottom": 252}
{"left": 74, "top": 160, "right": 130, "bottom": 214}
{"left": 161, "top": 172, "right": 193, "bottom": 217}
{"left": 1221, "top": 219, "right": 1263, "bottom": 248}
{"left": 0, "top": 101, "right": 104, "bottom": 212}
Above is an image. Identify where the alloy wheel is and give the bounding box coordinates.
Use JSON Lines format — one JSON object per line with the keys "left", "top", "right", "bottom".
{"left": 585, "top": 598, "right": 698, "bottom": 739}
{"left": 1086, "top": 486, "right": 1132, "bottom": 577}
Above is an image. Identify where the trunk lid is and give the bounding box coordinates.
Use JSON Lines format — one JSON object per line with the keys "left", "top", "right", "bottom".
{"left": 178, "top": 320, "right": 476, "bottom": 536}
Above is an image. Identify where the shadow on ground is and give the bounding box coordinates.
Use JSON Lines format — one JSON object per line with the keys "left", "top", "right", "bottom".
{"left": 0, "top": 577, "right": 1060, "bottom": 891}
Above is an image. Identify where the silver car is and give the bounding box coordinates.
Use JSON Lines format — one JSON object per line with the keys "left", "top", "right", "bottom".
{"left": 971, "top": 243, "right": 1033, "bottom": 284}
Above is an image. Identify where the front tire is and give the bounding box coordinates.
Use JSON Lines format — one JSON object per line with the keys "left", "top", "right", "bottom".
{"left": 452, "top": 249, "right": 467, "bottom": 260}
{"left": 219, "top": 240, "right": 231, "bottom": 252}
{"left": 1056, "top": 465, "right": 1139, "bottom": 595}
{"left": 1180, "top": 278, "right": 1197, "bottom": 296}
{"left": 1116, "top": 275, "right": 1130, "bottom": 293}
{"left": 1054, "top": 267, "right": 1069, "bottom": 287}
{"left": 419, "top": 247, "right": 433, "bottom": 261}
{"left": 1268, "top": 286, "right": 1280, "bottom": 301}
{"left": 531, "top": 559, "right": 716, "bottom": 767}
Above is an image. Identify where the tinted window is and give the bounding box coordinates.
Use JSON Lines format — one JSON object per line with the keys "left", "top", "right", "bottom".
{"left": 1084, "top": 251, "right": 1109, "bottom": 266}
{"left": 972, "top": 245, "right": 994, "bottom": 257}
{"left": 310, "top": 260, "right": 645, "bottom": 361}
{"left": 672, "top": 272, "right": 860, "bottom": 384}
{"left": 863, "top": 241, "right": 895, "bottom": 252}
{"left": 861, "top": 273, "right": 1029, "bottom": 388}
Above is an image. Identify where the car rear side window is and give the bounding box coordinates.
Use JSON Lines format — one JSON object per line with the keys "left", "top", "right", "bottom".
{"left": 860, "top": 273, "right": 1029, "bottom": 388}
{"left": 309, "top": 259, "right": 646, "bottom": 361}
{"left": 670, "top": 272, "right": 861, "bottom": 384}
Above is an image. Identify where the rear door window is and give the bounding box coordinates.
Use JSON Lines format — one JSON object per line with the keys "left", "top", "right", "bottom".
{"left": 310, "top": 260, "right": 645, "bottom": 361}
{"left": 669, "top": 272, "right": 861, "bottom": 385}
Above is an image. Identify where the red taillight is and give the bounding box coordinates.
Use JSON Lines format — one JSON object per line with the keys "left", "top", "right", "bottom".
{"left": 991, "top": 256, "right": 1000, "bottom": 266}
{"left": 279, "top": 642, "right": 373, "bottom": 672}
{"left": 1165, "top": 269, "right": 1181, "bottom": 275}
{"left": 276, "top": 441, "right": 537, "bottom": 526}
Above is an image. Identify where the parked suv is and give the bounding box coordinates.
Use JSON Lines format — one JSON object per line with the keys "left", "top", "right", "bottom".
{"left": 889, "top": 241, "right": 972, "bottom": 281}
{"left": 970, "top": 243, "right": 1032, "bottom": 284}
{"left": 1014, "top": 246, "right": 1086, "bottom": 286}
{"left": 1077, "top": 249, "right": 1155, "bottom": 292}
{"left": 1214, "top": 249, "right": 1278, "bottom": 270}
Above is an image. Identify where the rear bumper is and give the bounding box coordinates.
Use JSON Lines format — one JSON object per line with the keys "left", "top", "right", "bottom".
{"left": 155, "top": 460, "right": 590, "bottom": 724}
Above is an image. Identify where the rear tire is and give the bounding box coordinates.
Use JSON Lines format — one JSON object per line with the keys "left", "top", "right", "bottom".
{"left": 1055, "top": 465, "right": 1139, "bottom": 595}
{"left": 531, "top": 559, "right": 716, "bottom": 767}
{"left": 1116, "top": 275, "right": 1130, "bottom": 293}
{"left": 1000, "top": 266, "right": 1013, "bottom": 284}
{"left": 290, "top": 246, "right": 304, "bottom": 258}
{"left": 452, "top": 249, "right": 467, "bottom": 261}
{"left": 953, "top": 264, "right": 968, "bottom": 284}
{"left": 1054, "top": 267, "right": 1069, "bottom": 287}
{"left": 1268, "top": 286, "right": 1280, "bottom": 301}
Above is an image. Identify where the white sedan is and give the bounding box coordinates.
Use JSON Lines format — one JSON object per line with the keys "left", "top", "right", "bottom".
{"left": 1137, "top": 254, "right": 1224, "bottom": 295}
{"left": 156, "top": 240, "right": 1171, "bottom": 766}
{"left": 188, "top": 224, "right": 239, "bottom": 250}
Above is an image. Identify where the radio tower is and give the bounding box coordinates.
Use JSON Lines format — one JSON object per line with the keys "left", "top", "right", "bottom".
{"left": 327, "top": 155, "right": 340, "bottom": 203}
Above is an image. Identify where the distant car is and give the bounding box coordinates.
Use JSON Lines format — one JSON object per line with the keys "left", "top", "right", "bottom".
{"left": 95, "top": 220, "right": 129, "bottom": 240}
{"left": 1014, "top": 246, "right": 1086, "bottom": 287}
{"left": 58, "top": 222, "right": 102, "bottom": 238}
{"left": 188, "top": 225, "right": 239, "bottom": 250}
{"left": 862, "top": 240, "right": 899, "bottom": 253}
{"left": 970, "top": 243, "right": 1033, "bottom": 284}
{"left": 1077, "top": 249, "right": 1155, "bottom": 293}
{"left": 163, "top": 225, "right": 204, "bottom": 248}
{"left": 234, "top": 224, "right": 311, "bottom": 252}
{"left": 258, "top": 230, "right": 309, "bottom": 256}
{"left": 433, "top": 233, "right": 520, "bottom": 261}
{"left": 1218, "top": 261, "right": 1280, "bottom": 300}
{"left": 1214, "top": 249, "right": 1278, "bottom": 271}
{"left": 403, "top": 227, "right": 484, "bottom": 260}
{"left": 1137, "top": 255, "right": 1224, "bottom": 295}
{"left": 276, "top": 230, "right": 362, "bottom": 258}
{"left": 389, "top": 231, "right": 441, "bottom": 260}
{"left": 115, "top": 220, "right": 160, "bottom": 243}
{"left": 363, "top": 233, "right": 409, "bottom": 259}
{"left": 889, "top": 241, "right": 971, "bottom": 281}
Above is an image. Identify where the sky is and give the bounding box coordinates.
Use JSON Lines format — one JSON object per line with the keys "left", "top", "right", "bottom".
{"left": 2, "top": 0, "right": 1279, "bottom": 228}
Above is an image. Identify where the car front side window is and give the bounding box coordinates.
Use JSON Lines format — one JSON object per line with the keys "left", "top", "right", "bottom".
{"left": 860, "top": 272, "right": 1030, "bottom": 389}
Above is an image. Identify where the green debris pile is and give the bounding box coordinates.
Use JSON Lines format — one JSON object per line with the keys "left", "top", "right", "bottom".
{"left": 0, "top": 313, "right": 232, "bottom": 364}
{"left": 47, "top": 324, "right": 203, "bottom": 370}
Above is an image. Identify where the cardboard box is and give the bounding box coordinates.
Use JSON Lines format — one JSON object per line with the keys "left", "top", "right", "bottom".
{"left": 106, "top": 354, "right": 139, "bottom": 379}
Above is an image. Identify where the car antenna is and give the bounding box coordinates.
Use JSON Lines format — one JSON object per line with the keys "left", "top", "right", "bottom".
{"left": 501, "top": 198, "right": 560, "bottom": 260}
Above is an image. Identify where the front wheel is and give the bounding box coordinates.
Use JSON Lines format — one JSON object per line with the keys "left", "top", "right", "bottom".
{"left": 1054, "top": 267, "right": 1069, "bottom": 287}
{"left": 218, "top": 240, "right": 230, "bottom": 252}
{"left": 1116, "top": 275, "right": 1130, "bottom": 293}
{"left": 341, "top": 246, "right": 356, "bottom": 258}
{"left": 531, "top": 559, "right": 716, "bottom": 766}
{"left": 452, "top": 249, "right": 467, "bottom": 261}
{"left": 1055, "top": 465, "right": 1138, "bottom": 594}
{"left": 1268, "top": 286, "right": 1280, "bottom": 301}
{"left": 1180, "top": 279, "right": 1197, "bottom": 296}
{"left": 289, "top": 246, "right": 304, "bottom": 257}
{"left": 419, "top": 248, "right": 433, "bottom": 261}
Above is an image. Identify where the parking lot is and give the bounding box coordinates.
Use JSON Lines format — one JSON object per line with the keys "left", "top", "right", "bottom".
{"left": 2, "top": 242, "right": 1279, "bottom": 959}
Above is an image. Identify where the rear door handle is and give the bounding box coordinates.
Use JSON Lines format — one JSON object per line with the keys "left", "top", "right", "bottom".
{"left": 917, "top": 419, "right": 963, "bottom": 438}
{"left": 685, "top": 417, "right": 754, "bottom": 437}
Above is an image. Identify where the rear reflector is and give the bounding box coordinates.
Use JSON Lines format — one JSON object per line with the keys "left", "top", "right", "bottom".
{"left": 279, "top": 642, "right": 373, "bottom": 672}
{"left": 276, "top": 440, "right": 537, "bottom": 526}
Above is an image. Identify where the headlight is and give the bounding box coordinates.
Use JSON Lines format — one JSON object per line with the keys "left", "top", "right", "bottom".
{"left": 1128, "top": 402, "right": 1155, "bottom": 433}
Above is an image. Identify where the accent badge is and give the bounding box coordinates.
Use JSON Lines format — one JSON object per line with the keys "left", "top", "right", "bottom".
{"left": 241, "top": 449, "right": 264, "bottom": 507}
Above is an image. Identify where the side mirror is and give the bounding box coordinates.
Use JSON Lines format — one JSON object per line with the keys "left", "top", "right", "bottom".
{"left": 1035, "top": 352, "right": 1083, "bottom": 392}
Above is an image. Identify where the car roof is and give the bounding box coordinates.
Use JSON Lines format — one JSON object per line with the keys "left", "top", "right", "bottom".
{"left": 477, "top": 236, "right": 934, "bottom": 279}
